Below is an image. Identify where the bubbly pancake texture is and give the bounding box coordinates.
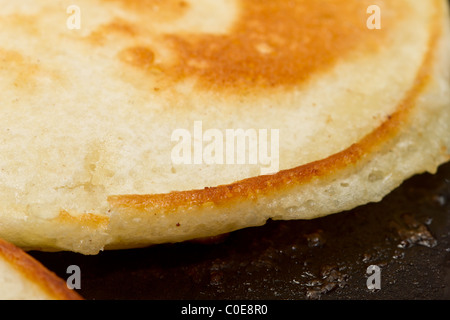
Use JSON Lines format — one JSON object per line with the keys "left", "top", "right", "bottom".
{"left": 0, "top": 0, "right": 448, "bottom": 254}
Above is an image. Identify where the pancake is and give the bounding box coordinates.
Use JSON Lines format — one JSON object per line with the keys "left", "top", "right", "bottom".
{"left": 0, "top": 238, "right": 83, "bottom": 299}
{"left": 0, "top": 0, "right": 448, "bottom": 254}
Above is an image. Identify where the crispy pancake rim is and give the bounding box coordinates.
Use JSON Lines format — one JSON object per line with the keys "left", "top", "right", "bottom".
{"left": 108, "top": 0, "right": 445, "bottom": 211}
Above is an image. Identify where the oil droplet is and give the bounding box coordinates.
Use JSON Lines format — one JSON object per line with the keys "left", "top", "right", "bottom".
{"left": 395, "top": 214, "right": 437, "bottom": 248}
{"left": 304, "top": 229, "right": 326, "bottom": 248}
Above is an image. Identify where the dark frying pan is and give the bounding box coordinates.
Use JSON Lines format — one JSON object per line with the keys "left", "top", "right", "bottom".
{"left": 29, "top": 161, "right": 450, "bottom": 300}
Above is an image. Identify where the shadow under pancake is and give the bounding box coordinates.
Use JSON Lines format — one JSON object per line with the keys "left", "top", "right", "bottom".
{"left": 29, "top": 161, "right": 450, "bottom": 300}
